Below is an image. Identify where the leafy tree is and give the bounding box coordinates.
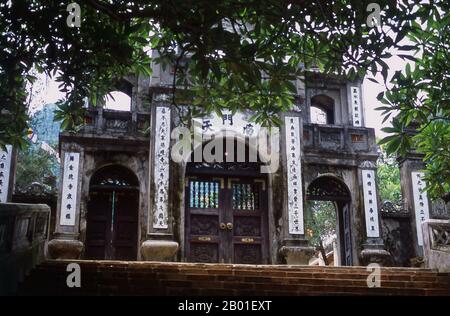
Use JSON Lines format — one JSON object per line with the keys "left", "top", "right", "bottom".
{"left": 376, "top": 6, "right": 449, "bottom": 200}
{"left": 306, "top": 200, "right": 336, "bottom": 266}
{"left": 29, "top": 104, "right": 60, "bottom": 147}
{"left": 1, "top": 1, "right": 448, "bottom": 198}
{"left": 15, "top": 104, "right": 61, "bottom": 191}
{"left": 15, "top": 145, "right": 59, "bottom": 192}
{"left": 377, "top": 145, "right": 402, "bottom": 204}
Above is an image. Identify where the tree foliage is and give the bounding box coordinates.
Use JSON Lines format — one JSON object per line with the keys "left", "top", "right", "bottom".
{"left": 14, "top": 105, "right": 60, "bottom": 191}
{"left": 1, "top": 0, "right": 448, "bottom": 197}
{"left": 376, "top": 5, "right": 449, "bottom": 200}
{"left": 377, "top": 145, "right": 402, "bottom": 204}
{"left": 15, "top": 145, "right": 60, "bottom": 192}
{"left": 306, "top": 200, "right": 337, "bottom": 265}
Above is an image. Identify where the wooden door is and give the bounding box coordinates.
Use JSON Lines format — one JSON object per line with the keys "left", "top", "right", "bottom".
{"left": 85, "top": 191, "right": 112, "bottom": 259}
{"left": 185, "top": 177, "right": 268, "bottom": 264}
{"left": 228, "top": 179, "right": 268, "bottom": 264}
{"left": 185, "top": 178, "right": 223, "bottom": 263}
{"left": 113, "top": 190, "right": 139, "bottom": 260}
{"left": 85, "top": 189, "right": 139, "bottom": 260}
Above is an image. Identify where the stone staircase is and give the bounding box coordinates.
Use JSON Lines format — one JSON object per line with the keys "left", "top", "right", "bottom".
{"left": 17, "top": 260, "right": 450, "bottom": 296}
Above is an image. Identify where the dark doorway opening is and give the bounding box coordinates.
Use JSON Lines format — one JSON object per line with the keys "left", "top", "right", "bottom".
{"left": 85, "top": 165, "right": 139, "bottom": 260}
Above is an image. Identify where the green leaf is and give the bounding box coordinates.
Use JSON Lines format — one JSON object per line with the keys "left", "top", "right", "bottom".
{"left": 398, "top": 54, "right": 418, "bottom": 63}
{"left": 385, "top": 137, "right": 402, "bottom": 155}
{"left": 378, "top": 135, "right": 398, "bottom": 145}
{"left": 381, "top": 127, "right": 399, "bottom": 134}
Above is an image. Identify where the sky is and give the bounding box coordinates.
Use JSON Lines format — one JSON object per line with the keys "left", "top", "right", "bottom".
{"left": 362, "top": 54, "right": 409, "bottom": 138}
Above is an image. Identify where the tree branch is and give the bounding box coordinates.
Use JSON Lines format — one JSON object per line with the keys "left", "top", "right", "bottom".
{"left": 85, "top": 0, "right": 124, "bottom": 21}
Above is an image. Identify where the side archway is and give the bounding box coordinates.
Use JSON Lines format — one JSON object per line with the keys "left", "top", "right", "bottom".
{"left": 85, "top": 165, "right": 140, "bottom": 260}
{"left": 306, "top": 176, "right": 352, "bottom": 266}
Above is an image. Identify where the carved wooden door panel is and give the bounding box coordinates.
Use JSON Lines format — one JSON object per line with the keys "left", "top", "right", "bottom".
{"left": 185, "top": 177, "right": 268, "bottom": 264}
{"left": 185, "top": 178, "right": 223, "bottom": 263}
{"left": 85, "top": 190, "right": 112, "bottom": 259}
{"left": 228, "top": 179, "right": 268, "bottom": 264}
{"left": 113, "top": 190, "right": 139, "bottom": 260}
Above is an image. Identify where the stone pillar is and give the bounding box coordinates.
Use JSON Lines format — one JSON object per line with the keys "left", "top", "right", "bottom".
{"left": 48, "top": 147, "right": 84, "bottom": 259}
{"left": 278, "top": 112, "right": 314, "bottom": 265}
{"left": 358, "top": 161, "right": 391, "bottom": 266}
{"left": 141, "top": 104, "right": 179, "bottom": 261}
{"left": 398, "top": 153, "right": 431, "bottom": 258}
{"left": 0, "top": 145, "right": 17, "bottom": 203}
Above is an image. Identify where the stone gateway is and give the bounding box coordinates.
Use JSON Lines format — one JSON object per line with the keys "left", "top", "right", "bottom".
{"left": 46, "top": 50, "right": 436, "bottom": 267}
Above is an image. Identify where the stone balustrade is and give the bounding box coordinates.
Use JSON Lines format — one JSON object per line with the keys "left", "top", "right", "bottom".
{"left": 303, "top": 123, "right": 377, "bottom": 155}
{"left": 0, "top": 203, "right": 50, "bottom": 295}
{"left": 81, "top": 109, "right": 151, "bottom": 136}
{"left": 422, "top": 219, "right": 450, "bottom": 272}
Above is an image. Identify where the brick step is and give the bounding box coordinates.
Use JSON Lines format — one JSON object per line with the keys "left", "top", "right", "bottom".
{"left": 36, "top": 260, "right": 445, "bottom": 277}
{"left": 20, "top": 280, "right": 444, "bottom": 296}
{"left": 18, "top": 260, "right": 450, "bottom": 296}
{"left": 19, "top": 274, "right": 448, "bottom": 296}
{"left": 25, "top": 271, "right": 450, "bottom": 289}
{"left": 18, "top": 275, "right": 429, "bottom": 296}
{"left": 33, "top": 262, "right": 450, "bottom": 284}
{"left": 22, "top": 269, "right": 450, "bottom": 291}
{"left": 40, "top": 259, "right": 437, "bottom": 272}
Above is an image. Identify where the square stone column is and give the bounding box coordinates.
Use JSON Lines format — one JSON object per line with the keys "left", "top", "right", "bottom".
{"left": 48, "top": 146, "right": 84, "bottom": 259}
{"left": 358, "top": 160, "right": 391, "bottom": 266}
{"left": 141, "top": 103, "right": 179, "bottom": 261}
{"left": 398, "top": 155, "right": 431, "bottom": 258}
{"left": 278, "top": 112, "right": 314, "bottom": 265}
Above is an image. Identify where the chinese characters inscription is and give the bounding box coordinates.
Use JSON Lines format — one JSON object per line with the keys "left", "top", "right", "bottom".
{"left": 60, "top": 152, "right": 80, "bottom": 226}
{"left": 285, "top": 116, "right": 304, "bottom": 235}
{"left": 362, "top": 169, "right": 380, "bottom": 237}
{"left": 153, "top": 107, "right": 171, "bottom": 229}
{"left": 412, "top": 172, "right": 430, "bottom": 246}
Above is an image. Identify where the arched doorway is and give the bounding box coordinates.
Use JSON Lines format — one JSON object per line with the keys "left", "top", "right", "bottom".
{"left": 184, "top": 138, "right": 269, "bottom": 264}
{"left": 85, "top": 165, "right": 139, "bottom": 260}
{"left": 306, "top": 176, "right": 352, "bottom": 266}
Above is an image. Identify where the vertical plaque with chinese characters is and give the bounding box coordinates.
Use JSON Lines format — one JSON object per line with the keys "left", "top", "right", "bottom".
{"left": 285, "top": 116, "right": 304, "bottom": 235}
{"left": 60, "top": 152, "right": 80, "bottom": 226}
{"left": 153, "top": 107, "right": 171, "bottom": 229}
{"left": 362, "top": 169, "right": 380, "bottom": 237}
{"left": 0, "top": 145, "right": 13, "bottom": 203}
{"left": 411, "top": 172, "right": 430, "bottom": 246}
{"left": 351, "top": 86, "right": 362, "bottom": 127}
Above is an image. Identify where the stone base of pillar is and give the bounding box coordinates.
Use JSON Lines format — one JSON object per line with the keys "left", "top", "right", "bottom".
{"left": 279, "top": 245, "right": 315, "bottom": 265}
{"left": 47, "top": 239, "right": 84, "bottom": 259}
{"left": 360, "top": 244, "right": 392, "bottom": 266}
{"left": 141, "top": 240, "right": 179, "bottom": 261}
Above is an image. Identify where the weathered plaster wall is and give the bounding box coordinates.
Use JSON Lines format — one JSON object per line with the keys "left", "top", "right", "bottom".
{"left": 381, "top": 215, "right": 415, "bottom": 267}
